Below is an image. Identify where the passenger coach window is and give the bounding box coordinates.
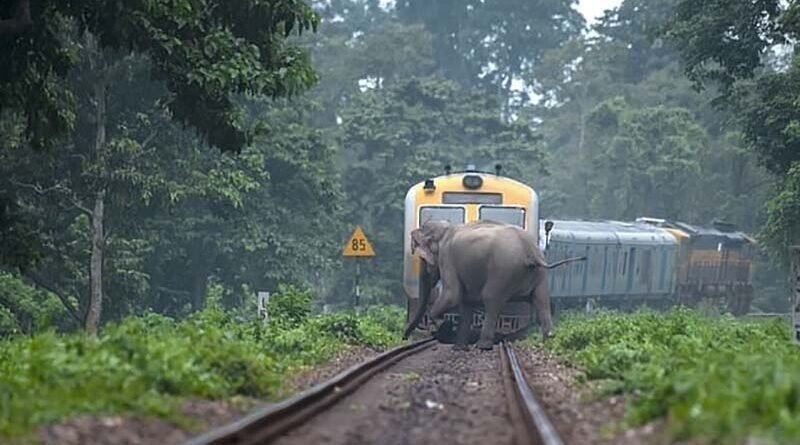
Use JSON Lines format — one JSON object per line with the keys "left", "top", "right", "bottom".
{"left": 479, "top": 206, "right": 525, "bottom": 228}
{"left": 419, "top": 207, "right": 465, "bottom": 226}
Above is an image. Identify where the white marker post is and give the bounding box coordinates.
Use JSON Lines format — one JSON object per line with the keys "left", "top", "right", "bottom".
{"left": 257, "top": 291, "right": 270, "bottom": 323}
{"left": 791, "top": 246, "right": 800, "bottom": 344}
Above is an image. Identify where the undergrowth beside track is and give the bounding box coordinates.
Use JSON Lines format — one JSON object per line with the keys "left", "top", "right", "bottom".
{"left": 0, "top": 285, "right": 404, "bottom": 439}
{"left": 540, "top": 309, "right": 799, "bottom": 443}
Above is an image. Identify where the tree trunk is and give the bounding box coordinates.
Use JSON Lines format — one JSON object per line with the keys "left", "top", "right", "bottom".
{"left": 577, "top": 95, "right": 589, "bottom": 214}
{"left": 84, "top": 36, "right": 108, "bottom": 334}
{"left": 85, "top": 189, "right": 105, "bottom": 334}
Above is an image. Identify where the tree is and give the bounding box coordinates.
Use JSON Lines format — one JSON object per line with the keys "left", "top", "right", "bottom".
{"left": 533, "top": 0, "right": 771, "bottom": 232}
{"left": 593, "top": 0, "right": 680, "bottom": 84}
{"left": 584, "top": 98, "right": 707, "bottom": 221}
{"left": 665, "top": 0, "right": 786, "bottom": 93}
{"left": 0, "top": 0, "right": 319, "bottom": 152}
{"left": 397, "top": 0, "right": 584, "bottom": 108}
{"left": 304, "top": 1, "right": 436, "bottom": 127}
{"left": 2, "top": 43, "right": 344, "bottom": 333}
{"left": 664, "top": 0, "right": 800, "bottom": 261}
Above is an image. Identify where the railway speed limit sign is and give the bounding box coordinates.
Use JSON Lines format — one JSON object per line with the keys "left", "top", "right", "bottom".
{"left": 343, "top": 226, "right": 375, "bottom": 257}
{"left": 343, "top": 226, "right": 374, "bottom": 307}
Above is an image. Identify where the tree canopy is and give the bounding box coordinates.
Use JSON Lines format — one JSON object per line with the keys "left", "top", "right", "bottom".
{"left": 664, "top": 0, "right": 800, "bottom": 261}
{"left": 0, "top": 0, "right": 792, "bottom": 329}
{"left": 0, "top": 0, "right": 319, "bottom": 151}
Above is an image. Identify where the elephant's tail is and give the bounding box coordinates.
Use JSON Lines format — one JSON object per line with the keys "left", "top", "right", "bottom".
{"left": 546, "top": 256, "right": 587, "bottom": 269}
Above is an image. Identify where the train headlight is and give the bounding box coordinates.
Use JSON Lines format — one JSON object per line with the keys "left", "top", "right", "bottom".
{"left": 463, "top": 175, "right": 483, "bottom": 190}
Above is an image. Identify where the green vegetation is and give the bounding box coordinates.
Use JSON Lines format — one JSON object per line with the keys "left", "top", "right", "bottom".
{"left": 544, "top": 310, "right": 799, "bottom": 443}
{"left": 0, "top": 285, "right": 404, "bottom": 438}
{"left": 664, "top": 0, "right": 800, "bottom": 264}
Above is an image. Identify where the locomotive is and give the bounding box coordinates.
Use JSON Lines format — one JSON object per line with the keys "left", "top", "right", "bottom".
{"left": 403, "top": 167, "right": 756, "bottom": 336}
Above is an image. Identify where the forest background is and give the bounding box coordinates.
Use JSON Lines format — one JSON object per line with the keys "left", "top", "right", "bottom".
{"left": 0, "top": 0, "right": 796, "bottom": 335}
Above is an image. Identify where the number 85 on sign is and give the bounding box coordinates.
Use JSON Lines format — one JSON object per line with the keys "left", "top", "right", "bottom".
{"left": 343, "top": 226, "right": 375, "bottom": 257}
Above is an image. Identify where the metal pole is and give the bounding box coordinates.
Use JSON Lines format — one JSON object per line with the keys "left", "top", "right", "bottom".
{"left": 791, "top": 246, "right": 800, "bottom": 344}
{"left": 355, "top": 259, "right": 361, "bottom": 308}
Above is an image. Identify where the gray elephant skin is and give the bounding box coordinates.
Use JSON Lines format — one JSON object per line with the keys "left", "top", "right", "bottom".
{"left": 403, "top": 220, "right": 580, "bottom": 350}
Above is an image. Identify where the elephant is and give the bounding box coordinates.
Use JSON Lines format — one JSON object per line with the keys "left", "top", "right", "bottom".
{"left": 403, "top": 219, "right": 584, "bottom": 350}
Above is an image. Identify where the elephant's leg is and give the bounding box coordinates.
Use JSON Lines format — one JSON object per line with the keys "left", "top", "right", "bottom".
{"left": 532, "top": 268, "right": 554, "bottom": 339}
{"left": 453, "top": 304, "right": 473, "bottom": 351}
{"left": 476, "top": 301, "right": 500, "bottom": 350}
{"left": 476, "top": 280, "right": 505, "bottom": 350}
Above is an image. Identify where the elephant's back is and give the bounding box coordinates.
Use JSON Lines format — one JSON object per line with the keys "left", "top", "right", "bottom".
{"left": 450, "top": 224, "right": 532, "bottom": 265}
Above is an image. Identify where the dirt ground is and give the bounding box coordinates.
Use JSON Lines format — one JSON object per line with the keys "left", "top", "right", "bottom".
{"left": 274, "top": 344, "right": 514, "bottom": 445}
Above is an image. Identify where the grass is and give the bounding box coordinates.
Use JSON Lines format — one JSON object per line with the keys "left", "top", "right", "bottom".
{"left": 539, "top": 308, "right": 800, "bottom": 444}
{"left": 0, "top": 285, "right": 404, "bottom": 439}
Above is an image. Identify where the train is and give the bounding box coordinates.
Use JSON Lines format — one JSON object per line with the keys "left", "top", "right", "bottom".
{"left": 403, "top": 166, "right": 755, "bottom": 337}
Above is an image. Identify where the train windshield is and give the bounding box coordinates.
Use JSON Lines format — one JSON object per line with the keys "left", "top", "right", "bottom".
{"left": 479, "top": 206, "right": 525, "bottom": 228}
{"left": 419, "top": 206, "right": 465, "bottom": 226}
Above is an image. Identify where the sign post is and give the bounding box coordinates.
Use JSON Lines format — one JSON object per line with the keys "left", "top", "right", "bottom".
{"left": 257, "top": 291, "right": 270, "bottom": 323}
{"left": 343, "top": 226, "right": 375, "bottom": 308}
{"left": 791, "top": 246, "right": 800, "bottom": 343}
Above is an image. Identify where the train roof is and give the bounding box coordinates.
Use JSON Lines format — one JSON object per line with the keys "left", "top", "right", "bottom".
{"left": 411, "top": 172, "right": 534, "bottom": 190}
{"left": 635, "top": 217, "right": 755, "bottom": 246}
{"left": 544, "top": 219, "right": 677, "bottom": 246}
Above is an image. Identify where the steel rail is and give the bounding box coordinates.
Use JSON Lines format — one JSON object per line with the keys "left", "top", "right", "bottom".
{"left": 183, "top": 337, "right": 436, "bottom": 445}
{"left": 500, "top": 341, "right": 565, "bottom": 445}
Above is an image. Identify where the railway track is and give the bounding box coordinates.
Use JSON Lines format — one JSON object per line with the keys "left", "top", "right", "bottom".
{"left": 500, "top": 342, "right": 564, "bottom": 445}
{"left": 183, "top": 338, "right": 565, "bottom": 445}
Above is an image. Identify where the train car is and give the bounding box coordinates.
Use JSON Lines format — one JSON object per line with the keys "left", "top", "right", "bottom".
{"left": 542, "top": 220, "right": 679, "bottom": 309}
{"left": 637, "top": 218, "right": 756, "bottom": 314}
{"left": 402, "top": 165, "right": 539, "bottom": 335}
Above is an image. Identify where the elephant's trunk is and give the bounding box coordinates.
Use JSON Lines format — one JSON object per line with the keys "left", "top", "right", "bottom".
{"left": 403, "top": 271, "right": 435, "bottom": 339}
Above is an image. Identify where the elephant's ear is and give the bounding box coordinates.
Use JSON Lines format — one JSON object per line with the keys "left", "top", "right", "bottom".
{"left": 411, "top": 229, "right": 435, "bottom": 265}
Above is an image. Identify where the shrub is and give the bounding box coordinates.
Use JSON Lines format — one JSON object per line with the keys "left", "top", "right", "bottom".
{"left": 541, "top": 309, "right": 800, "bottom": 443}
{"left": 0, "top": 272, "right": 73, "bottom": 335}
{"left": 0, "top": 300, "right": 405, "bottom": 439}
{"left": 267, "top": 284, "right": 312, "bottom": 327}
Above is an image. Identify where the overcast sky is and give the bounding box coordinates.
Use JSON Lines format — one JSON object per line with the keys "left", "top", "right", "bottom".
{"left": 578, "top": 0, "right": 623, "bottom": 24}
{"left": 376, "top": 1, "right": 625, "bottom": 26}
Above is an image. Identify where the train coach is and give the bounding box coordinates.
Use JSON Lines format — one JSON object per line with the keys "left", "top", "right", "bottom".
{"left": 543, "top": 220, "right": 679, "bottom": 310}
{"left": 402, "top": 168, "right": 757, "bottom": 337}
{"left": 636, "top": 218, "right": 755, "bottom": 315}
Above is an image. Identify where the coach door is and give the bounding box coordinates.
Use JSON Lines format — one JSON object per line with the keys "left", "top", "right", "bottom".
{"left": 626, "top": 248, "right": 637, "bottom": 293}
{"left": 601, "top": 246, "right": 609, "bottom": 294}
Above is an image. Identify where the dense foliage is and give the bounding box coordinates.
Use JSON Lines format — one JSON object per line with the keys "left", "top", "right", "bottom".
{"left": 0, "top": 0, "right": 319, "bottom": 152}
{"left": 543, "top": 310, "right": 799, "bottom": 443}
{"left": 664, "top": 0, "right": 800, "bottom": 263}
{"left": 0, "top": 0, "right": 790, "bottom": 329}
{"left": 0, "top": 285, "right": 404, "bottom": 438}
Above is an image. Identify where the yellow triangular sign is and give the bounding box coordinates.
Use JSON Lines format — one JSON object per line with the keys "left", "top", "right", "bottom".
{"left": 343, "top": 226, "right": 375, "bottom": 257}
